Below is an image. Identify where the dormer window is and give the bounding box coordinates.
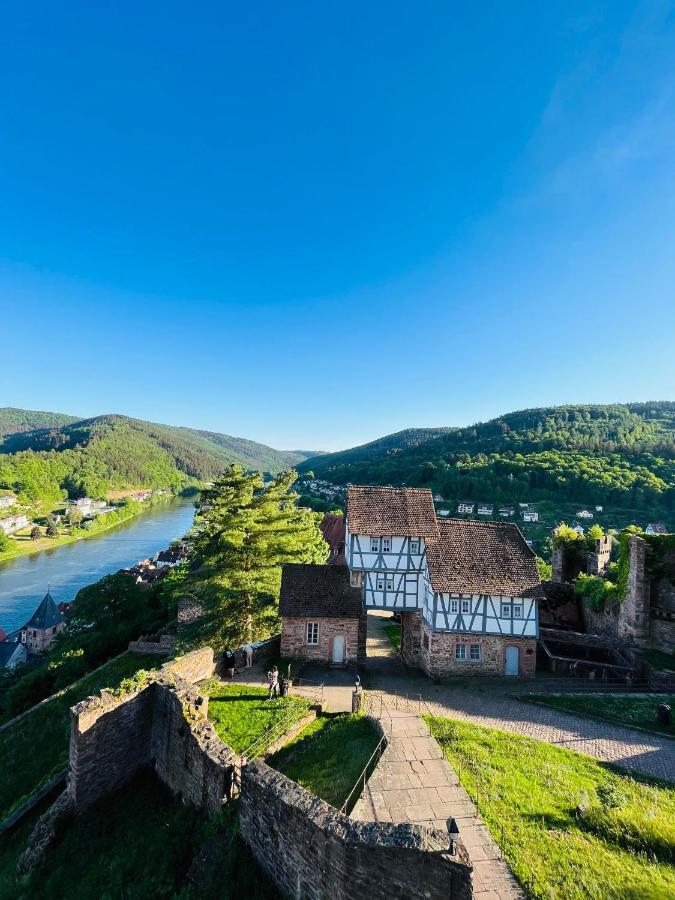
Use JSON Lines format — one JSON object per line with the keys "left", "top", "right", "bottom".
{"left": 410, "top": 539, "right": 420, "bottom": 554}
{"left": 382, "top": 538, "right": 392, "bottom": 553}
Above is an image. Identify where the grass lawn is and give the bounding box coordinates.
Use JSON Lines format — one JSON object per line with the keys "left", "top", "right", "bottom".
{"left": 269, "top": 713, "right": 380, "bottom": 810}
{"left": 204, "top": 681, "right": 311, "bottom": 755}
{"left": 383, "top": 620, "right": 401, "bottom": 652}
{"left": 521, "top": 693, "right": 675, "bottom": 737}
{"left": 0, "top": 773, "right": 278, "bottom": 900}
{"left": 426, "top": 716, "right": 675, "bottom": 900}
{"left": 0, "top": 652, "right": 159, "bottom": 822}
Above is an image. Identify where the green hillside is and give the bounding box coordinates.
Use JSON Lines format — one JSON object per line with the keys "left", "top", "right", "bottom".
{"left": 0, "top": 410, "right": 317, "bottom": 505}
{"left": 298, "top": 403, "right": 675, "bottom": 511}
{"left": 0, "top": 407, "right": 79, "bottom": 439}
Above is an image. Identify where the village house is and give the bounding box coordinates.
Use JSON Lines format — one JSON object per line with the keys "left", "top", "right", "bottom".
{"left": 522, "top": 508, "right": 539, "bottom": 523}
{"left": 20, "top": 590, "right": 65, "bottom": 653}
{"left": 572, "top": 524, "right": 585, "bottom": 535}
{"left": 457, "top": 501, "right": 474, "bottom": 514}
{"left": 319, "top": 512, "right": 346, "bottom": 565}
{"left": 645, "top": 522, "right": 669, "bottom": 535}
{"left": 596, "top": 505, "right": 603, "bottom": 512}
{"left": 576, "top": 509, "right": 593, "bottom": 519}
{"left": 499, "top": 505, "right": 515, "bottom": 517}
{"left": 477, "top": 503, "right": 493, "bottom": 516}
{"left": 279, "top": 564, "right": 366, "bottom": 666}
{"left": 345, "top": 486, "right": 542, "bottom": 677}
{"left": 0, "top": 493, "right": 17, "bottom": 509}
{"left": 0, "top": 513, "right": 31, "bottom": 535}
{"left": 433, "top": 494, "right": 444, "bottom": 502}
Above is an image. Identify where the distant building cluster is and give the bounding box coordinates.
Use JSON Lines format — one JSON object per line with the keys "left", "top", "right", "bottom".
{"left": 297, "top": 478, "right": 345, "bottom": 503}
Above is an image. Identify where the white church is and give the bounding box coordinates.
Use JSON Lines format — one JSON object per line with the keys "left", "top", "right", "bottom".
{"left": 346, "top": 485, "right": 542, "bottom": 677}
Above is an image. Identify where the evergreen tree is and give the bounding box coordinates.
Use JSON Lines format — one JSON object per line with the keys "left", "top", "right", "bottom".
{"left": 46, "top": 520, "right": 58, "bottom": 537}
{"left": 183, "top": 466, "right": 328, "bottom": 647}
{"left": 30, "top": 525, "right": 41, "bottom": 540}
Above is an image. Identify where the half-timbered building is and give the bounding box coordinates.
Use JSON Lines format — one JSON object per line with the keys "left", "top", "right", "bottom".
{"left": 346, "top": 485, "right": 542, "bottom": 677}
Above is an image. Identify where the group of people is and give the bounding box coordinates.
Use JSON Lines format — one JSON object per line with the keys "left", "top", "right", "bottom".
{"left": 220, "top": 643, "right": 288, "bottom": 701}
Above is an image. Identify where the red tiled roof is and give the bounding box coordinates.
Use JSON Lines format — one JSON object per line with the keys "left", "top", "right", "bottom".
{"left": 346, "top": 486, "right": 439, "bottom": 540}
{"left": 426, "top": 519, "right": 543, "bottom": 598}
{"left": 320, "top": 513, "right": 346, "bottom": 564}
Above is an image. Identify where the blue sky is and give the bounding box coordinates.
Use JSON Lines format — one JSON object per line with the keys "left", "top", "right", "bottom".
{"left": 1, "top": 2, "right": 674, "bottom": 451}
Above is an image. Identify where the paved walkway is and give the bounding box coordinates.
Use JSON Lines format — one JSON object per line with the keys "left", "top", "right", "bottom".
{"left": 350, "top": 709, "right": 522, "bottom": 899}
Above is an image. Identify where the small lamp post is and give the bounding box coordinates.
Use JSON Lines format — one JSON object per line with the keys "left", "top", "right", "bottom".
{"left": 448, "top": 817, "right": 460, "bottom": 854}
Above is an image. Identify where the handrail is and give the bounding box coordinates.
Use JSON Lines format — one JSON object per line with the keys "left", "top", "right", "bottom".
{"left": 339, "top": 734, "right": 387, "bottom": 815}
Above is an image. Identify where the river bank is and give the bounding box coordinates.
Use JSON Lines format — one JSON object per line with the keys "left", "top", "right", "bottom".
{"left": 0, "top": 492, "right": 195, "bottom": 566}
{"left": 0, "top": 498, "right": 196, "bottom": 635}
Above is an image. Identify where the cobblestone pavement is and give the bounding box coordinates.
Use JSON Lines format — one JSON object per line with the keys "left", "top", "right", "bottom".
{"left": 351, "top": 709, "right": 523, "bottom": 898}
{"left": 362, "top": 617, "right": 675, "bottom": 782}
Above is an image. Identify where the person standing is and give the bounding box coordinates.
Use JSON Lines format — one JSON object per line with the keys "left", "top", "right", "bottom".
{"left": 267, "top": 665, "right": 279, "bottom": 700}
{"left": 223, "top": 647, "right": 236, "bottom": 678}
{"left": 243, "top": 642, "right": 253, "bottom": 668}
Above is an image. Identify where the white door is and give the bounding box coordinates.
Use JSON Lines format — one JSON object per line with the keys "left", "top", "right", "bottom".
{"left": 504, "top": 645, "right": 519, "bottom": 677}
{"left": 332, "top": 635, "right": 345, "bottom": 664}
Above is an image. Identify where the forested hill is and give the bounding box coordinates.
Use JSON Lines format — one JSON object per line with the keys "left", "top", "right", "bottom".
{"left": 0, "top": 409, "right": 319, "bottom": 504}
{"left": 0, "top": 407, "right": 80, "bottom": 438}
{"left": 298, "top": 403, "right": 675, "bottom": 511}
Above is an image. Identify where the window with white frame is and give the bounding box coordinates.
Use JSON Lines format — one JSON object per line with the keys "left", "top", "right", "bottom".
{"left": 455, "top": 643, "right": 466, "bottom": 661}
{"left": 461, "top": 598, "right": 471, "bottom": 614}
{"left": 370, "top": 537, "right": 379, "bottom": 553}
{"left": 382, "top": 537, "right": 392, "bottom": 553}
{"left": 410, "top": 539, "right": 420, "bottom": 554}
{"left": 469, "top": 643, "right": 481, "bottom": 661}
{"left": 450, "top": 598, "right": 459, "bottom": 614}
{"left": 501, "top": 602, "right": 512, "bottom": 618}
{"left": 386, "top": 574, "right": 394, "bottom": 591}
{"left": 376, "top": 575, "right": 385, "bottom": 591}
{"left": 513, "top": 603, "right": 523, "bottom": 619}
{"left": 307, "top": 622, "right": 319, "bottom": 645}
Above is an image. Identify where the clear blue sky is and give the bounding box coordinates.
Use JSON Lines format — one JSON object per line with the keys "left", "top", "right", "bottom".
{"left": 2, "top": 2, "right": 674, "bottom": 451}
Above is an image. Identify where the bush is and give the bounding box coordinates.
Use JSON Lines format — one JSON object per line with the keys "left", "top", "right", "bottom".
{"left": 573, "top": 573, "right": 617, "bottom": 611}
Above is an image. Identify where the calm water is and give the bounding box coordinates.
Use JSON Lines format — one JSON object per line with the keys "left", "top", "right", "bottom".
{"left": 0, "top": 498, "right": 196, "bottom": 634}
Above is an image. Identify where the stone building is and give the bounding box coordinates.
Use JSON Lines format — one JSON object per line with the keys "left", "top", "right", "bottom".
{"left": 279, "top": 564, "right": 366, "bottom": 666}
{"left": 346, "top": 485, "right": 542, "bottom": 677}
{"left": 20, "top": 590, "right": 65, "bottom": 653}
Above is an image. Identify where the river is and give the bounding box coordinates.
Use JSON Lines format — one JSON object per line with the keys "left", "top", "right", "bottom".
{"left": 0, "top": 498, "right": 196, "bottom": 634}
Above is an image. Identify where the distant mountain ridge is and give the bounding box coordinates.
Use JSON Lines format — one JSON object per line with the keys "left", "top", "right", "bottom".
{"left": 0, "top": 408, "right": 320, "bottom": 503}
{"left": 298, "top": 403, "right": 675, "bottom": 511}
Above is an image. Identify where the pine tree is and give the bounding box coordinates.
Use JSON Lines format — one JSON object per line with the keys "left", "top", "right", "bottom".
{"left": 183, "top": 465, "right": 328, "bottom": 647}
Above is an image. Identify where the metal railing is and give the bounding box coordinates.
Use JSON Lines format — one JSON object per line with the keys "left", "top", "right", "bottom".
{"left": 339, "top": 734, "right": 387, "bottom": 815}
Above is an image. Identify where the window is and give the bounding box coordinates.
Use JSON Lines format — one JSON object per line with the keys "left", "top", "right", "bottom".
{"left": 501, "top": 602, "right": 512, "bottom": 618}
{"left": 470, "top": 644, "right": 481, "bottom": 661}
{"left": 455, "top": 644, "right": 466, "bottom": 661}
{"left": 513, "top": 604, "right": 523, "bottom": 619}
{"left": 386, "top": 575, "right": 394, "bottom": 592}
{"left": 450, "top": 599, "right": 459, "bottom": 614}
{"left": 376, "top": 575, "right": 385, "bottom": 591}
{"left": 461, "top": 599, "right": 471, "bottom": 614}
{"left": 410, "top": 539, "right": 420, "bottom": 554}
{"left": 370, "top": 537, "right": 379, "bottom": 553}
{"left": 382, "top": 538, "right": 392, "bottom": 553}
{"left": 306, "top": 622, "right": 319, "bottom": 645}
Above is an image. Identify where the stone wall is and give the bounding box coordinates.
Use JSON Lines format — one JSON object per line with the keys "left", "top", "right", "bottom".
{"left": 240, "top": 761, "right": 473, "bottom": 900}
{"left": 128, "top": 634, "right": 176, "bottom": 655}
{"left": 400, "top": 610, "right": 423, "bottom": 668}
{"left": 587, "top": 536, "right": 612, "bottom": 576}
{"left": 551, "top": 542, "right": 583, "bottom": 584}
{"left": 418, "top": 627, "right": 537, "bottom": 678}
{"left": 281, "top": 616, "right": 365, "bottom": 665}
{"left": 618, "top": 535, "right": 650, "bottom": 644}
{"left": 18, "top": 649, "right": 233, "bottom": 874}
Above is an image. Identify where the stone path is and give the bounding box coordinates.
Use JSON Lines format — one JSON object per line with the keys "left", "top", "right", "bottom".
{"left": 350, "top": 709, "right": 523, "bottom": 899}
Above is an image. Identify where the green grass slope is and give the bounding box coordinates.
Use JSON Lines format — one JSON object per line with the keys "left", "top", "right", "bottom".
{"left": 299, "top": 403, "right": 675, "bottom": 512}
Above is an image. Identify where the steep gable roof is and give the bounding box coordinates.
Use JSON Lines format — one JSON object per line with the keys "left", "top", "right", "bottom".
{"left": 24, "top": 591, "right": 64, "bottom": 630}
{"left": 426, "top": 519, "right": 543, "bottom": 598}
{"left": 279, "top": 564, "right": 363, "bottom": 618}
{"left": 346, "top": 486, "right": 439, "bottom": 540}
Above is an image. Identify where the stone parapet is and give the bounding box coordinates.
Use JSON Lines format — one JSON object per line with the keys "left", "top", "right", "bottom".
{"left": 240, "top": 761, "right": 473, "bottom": 900}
